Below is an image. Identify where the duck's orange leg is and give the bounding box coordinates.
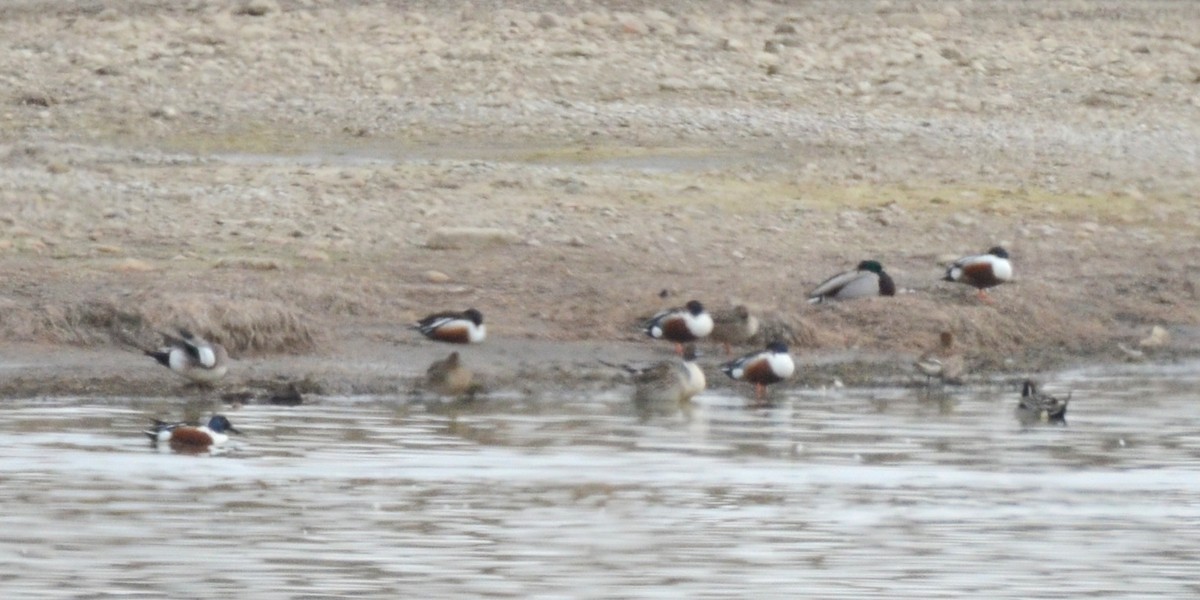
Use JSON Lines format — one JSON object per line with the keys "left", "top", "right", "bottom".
{"left": 976, "top": 289, "right": 994, "bottom": 304}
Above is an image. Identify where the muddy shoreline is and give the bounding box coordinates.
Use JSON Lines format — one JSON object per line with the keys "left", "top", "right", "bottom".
{"left": 2, "top": 1, "right": 1198, "bottom": 398}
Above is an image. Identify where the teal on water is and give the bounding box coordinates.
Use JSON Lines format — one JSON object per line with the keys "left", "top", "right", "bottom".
{"left": 0, "top": 363, "right": 1198, "bottom": 598}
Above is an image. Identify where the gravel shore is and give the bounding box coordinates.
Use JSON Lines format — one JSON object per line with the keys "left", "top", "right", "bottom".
{"left": 1, "top": 1, "right": 1197, "bottom": 397}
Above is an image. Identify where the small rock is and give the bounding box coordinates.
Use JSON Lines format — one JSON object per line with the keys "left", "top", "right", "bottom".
{"left": 297, "top": 248, "right": 330, "bottom": 262}
{"left": 46, "top": 162, "right": 69, "bottom": 174}
{"left": 774, "top": 23, "right": 797, "bottom": 34}
{"left": 1138, "top": 326, "right": 1170, "bottom": 349}
{"left": 111, "top": 258, "right": 155, "bottom": 272}
{"left": 658, "top": 78, "right": 691, "bottom": 91}
{"left": 719, "top": 38, "right": 745, "bottom": 51}
{"left": 214, "top": 257, "right": 283, "bottom": 271}
{"left": 236, "top": 0, "right": 279, "bottom": 17}
{"left": 426, "top": 227, "right": 522, "bottom": 250}
{"left": 616, "top": 14, "right": 648, "bottom": 35}
{"left": 535, "top": 13, "right": 559, "bottom": 29}
{"left": 150, "top": 106, "right": 177, "bottom": 120}
{"left": 425, "top": 270, "right": 451, "bottom": 283}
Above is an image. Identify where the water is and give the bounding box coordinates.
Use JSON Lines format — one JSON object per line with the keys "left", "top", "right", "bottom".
{"left": 2, "top": 364, "right": 1199, "bottom": 598}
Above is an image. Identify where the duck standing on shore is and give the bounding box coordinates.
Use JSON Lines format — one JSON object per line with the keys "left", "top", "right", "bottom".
{"left": 143, "top": 328, "right": 229, "bottom": 385}
{"left": 708, "top": 305, "right": 760, "bottom": 355}
{"left": 721, "top": 341, "right": 795, "bottom": 402}
{"left": 644, "top": 300, "right": 714, "bottom": 355}
{"left": 914, "top": 331, "right": 965, "bottom": 386}
{"left": 943, "top": 247, "right": 1012, "bottom": 302}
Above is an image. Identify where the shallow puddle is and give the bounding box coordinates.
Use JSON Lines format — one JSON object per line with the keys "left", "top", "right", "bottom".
{"left": 2, "top": 363, "right": 1199, "bottom": 598}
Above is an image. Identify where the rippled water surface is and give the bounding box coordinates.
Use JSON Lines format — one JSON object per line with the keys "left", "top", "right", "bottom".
{"left": 3, "top": 363, "right": 1200, "bottom": 598}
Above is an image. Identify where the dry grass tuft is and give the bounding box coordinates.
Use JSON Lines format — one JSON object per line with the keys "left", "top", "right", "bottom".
{"left": 0, "top": 293, "right": 318, "bottom": 355}
{"left": 135, "top": 293, "right": 317, "bottom": 355}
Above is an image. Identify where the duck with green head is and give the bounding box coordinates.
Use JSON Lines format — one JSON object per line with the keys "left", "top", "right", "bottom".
{"left": 807, "top": 260, "right": 896, "bottom": 304}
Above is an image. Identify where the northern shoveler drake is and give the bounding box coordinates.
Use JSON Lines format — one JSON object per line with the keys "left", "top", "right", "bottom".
{"left": 1015, "top": 380, "right": 1070, "bottom": 426}
{"left": 425, "top": 350, "right": 475, "bottom": 396}
{"left": 644, "top": 300, "right": 714, "bottom": 354}
{"left": 709, "top": 305, "right": 760, "bottom": 355}
{"left": 411, "top": 308, "right": 486, "bottom": 344}
{"left": 914, "top": 331, "right": 965, "bottom": 386}
{"left": 807, "top": 260, "right": 896, "bottom": 303}
{"left": 721, "top": 341, "right": 795, "bottom": 401}
{"left": 144, "top": 328, "right": 229, "bottom": 385}
{"left": 943, "top": 246, "right": 1012, "bottom": 302}
{"left": 144, "top": 415, "right": 242, "bottom": 452}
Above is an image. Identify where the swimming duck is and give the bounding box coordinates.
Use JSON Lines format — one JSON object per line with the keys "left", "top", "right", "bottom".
{"left": 144, "top": 415, "right": 241, "bottom": 452}
{"left": 144, "top": 328, "right": 229, "bottom": 385}
{"left": 914, "top": 331, "right": 965, "bottom": 386}
{"left": 708, "top": 305, "right": 760, "bottom": 355}
{"left": 943, "top": 246, "right": 1012, "bottom": 302}
{"left": 644, "top": 300, "right": 714, "bottom": 354}
{"left": 1015, "top": 380, "right": 1070, "bottom": 426}
{"left": 411, "top": 308, "right": 486, "bottom": 344}
{"left": 721, "top": 341, "right": 795, "bottom": 401}
{"left": 425, "top": 351, "right": 475, "bottom": 396}
{"left": 807, "top": 260, "right": 896, "bottom": 303}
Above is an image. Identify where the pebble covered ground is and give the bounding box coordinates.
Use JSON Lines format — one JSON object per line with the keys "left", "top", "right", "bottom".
{"left": 0, "top": 0, "right": 1198, "bottom": 395}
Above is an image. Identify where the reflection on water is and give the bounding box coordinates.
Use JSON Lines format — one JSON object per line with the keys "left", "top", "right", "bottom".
{"left": 2, "top": 364, "right": 1199, "bottom": 598}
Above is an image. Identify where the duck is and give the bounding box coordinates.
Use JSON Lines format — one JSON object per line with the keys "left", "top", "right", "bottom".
{"left": 943, "top": 246, "right": 1012, "bottom": 302}
{"left": 807, "top": 260, "right": 896, "bottom": 303}
{"left": 708, "top": 304, "right": 760, "bottom": 355}
{"left": 411, "top": 308, "right": 486, "bottom": 344}
{"left": 144, "top": 328, "right": 229, "bottom": 385}
{"left": 425, "top": 351, "right": 475, "bottom": 396}
{"left": 721, "top": 341, "right": 795, "bottom": 401}
{"left": 1015, "top": 380, "right": 1070, "bottom": 426}
{"left": 606, "top": 345, "right": 705, "bottom": 414}
{"left": 144, "top": 415, "right": 241, "bottom": 452}
{"left": 644, "top": 300, "right": 714, "bottom": 354}
{"left": 914, "top": 331, "right": 965, "bottom": 386}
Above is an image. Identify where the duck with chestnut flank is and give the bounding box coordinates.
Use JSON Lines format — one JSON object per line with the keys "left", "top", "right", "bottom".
{"left": 721, "top": 341, "right": 795, "bottom": 401}
{"left": 644, "top": 300, "right": 714, "bottom": 354}
{"left": 411, "top": 308, "right": 486, "bottom": 344}
{"left": 943, "top": 247, "right": 1012, "bottom": 302}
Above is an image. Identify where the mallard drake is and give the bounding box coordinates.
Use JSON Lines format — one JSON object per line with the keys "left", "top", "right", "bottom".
{"left": 914, "top": 331, "right": 965, "bottom": 386}
{"left": 708, "top": 305, "right": 760, "bottom": 355}
{"left": 425, "top": 351, "right": 475, "bottom": 396}
{"left": 943, "top": 246, "right": 1012, "bottom": 302}
{"left": 144, "top": 328, "right": 229, "bottom": 384}
{"left": 807, "top": 260, "right": 896, "bottom": 303}
{"left": 721, "top": 341, "right": 795, "bottom": 401}
{"left": 1015, "top": 380, "right": 1070, "bottom": 426}
{"left": 644, "top": 300, "right": 714, "bottom": 354}
{"left": 144, "top": 415, "right": 241, "bottom": 453}
{"left": 411, "top": 308, "right": 486, "bottom": 344}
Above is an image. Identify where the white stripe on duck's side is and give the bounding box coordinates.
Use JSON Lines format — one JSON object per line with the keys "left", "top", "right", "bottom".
{"left": 644, "top": 300, "right": 714, "bottom": 350}
{"left": 721, "top": 341, "right": 795, "bottom": 400}
{"left": 145, "top": 328, "right": 229, "bottom": 384}
{"left": 808, "top": 260, "right": 896, "bottom": 303}
{"left": 411, "top": 308, "right": 486, "bottom": 344}
{"left": 943, "top": 247, "right": 1012, "bottom": 301}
